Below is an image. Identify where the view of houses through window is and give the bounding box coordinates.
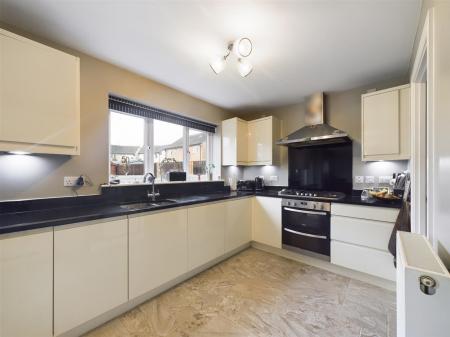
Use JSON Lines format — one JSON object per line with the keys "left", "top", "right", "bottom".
{"left": 109, "top": 111, "right": 212, "bottom": 183}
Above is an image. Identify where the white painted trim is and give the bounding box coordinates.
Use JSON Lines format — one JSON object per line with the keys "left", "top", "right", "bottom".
{"left": 410, "top": 10, "right": 437, "bottom": 249}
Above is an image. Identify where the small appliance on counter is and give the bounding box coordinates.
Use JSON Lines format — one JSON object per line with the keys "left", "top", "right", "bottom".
{"left": 168, "top": 171, "right": 187, "bottom": 182}
{"left": 237, "top": 180, "right": 256, "bottom": 192}
{"left": 255, "top": 177, "right": 265, "bottom": 191}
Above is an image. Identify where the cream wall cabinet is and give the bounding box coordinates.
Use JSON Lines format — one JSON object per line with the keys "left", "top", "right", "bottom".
{"left": 361, "top": 84, "right": 410, "bottom": 161}
{"left": 225, "top": 198, "right": 252, "bottom": 252}
{"left": 330, "top": 203, "right": 399, "bottom": 281}
{"left": 187, "top": 202, "right": 226, "bottom": 270}
{"left": 129, "top": 209, "right": 188, "bottom": 299}
{"left": 247, "top": 116, "right": 280, "bottom": 165}
{"left": 252, "top": 196, "right": 282, "bottom": 248}
{"left": 54, "top": 218, "right": 128, "bottom": 335}
{"left": 0, "top": 229, "right": 53, "bottom": 337}
{"left": 0, "top": 28, "right": 80, "bottom": 155}
{"left": 221, "top": 116, "right": 280, "bottom": 166}
{"left": 222, "top": 117, "right": 248, "bottom": 166}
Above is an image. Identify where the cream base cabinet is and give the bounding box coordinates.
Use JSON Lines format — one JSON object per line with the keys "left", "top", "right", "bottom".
{"left": 188, "top": 202, "right": 226, "bottom": 270}
{"left": 252, "top": 196, "right": 282, "bottom": 248}
{"left": 0, "top": 28, "right": 80, "bottom": 155}
{"left": 0, "top": 230, "right": 53, "bottom": 337}
{"left": 362, "top": 84, "right": 410, "bottom": 161}
{"left": 225, "top": 198, "right": 252, "bottom": 252}
{"left": 330, "top": 203, "right": 398, "bottom": 281}
{"left": 54, "top": 218, "right": 128, "bottom": 335}
{"left": 129, "top": 209, "right": 188, "bottom": 299}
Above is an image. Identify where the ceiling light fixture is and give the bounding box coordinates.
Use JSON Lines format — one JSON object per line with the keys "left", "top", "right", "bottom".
{"left": 209, "top": 37, "right": 253, "bottom": 77}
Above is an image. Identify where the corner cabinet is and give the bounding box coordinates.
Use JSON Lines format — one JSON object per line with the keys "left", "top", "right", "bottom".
{"left": 247, "top": 116, "right": 280, "bottom": 165}
{"left": 0, "top": 28, "right": 80, "bottom": 155}
{"left": 222, "top": 116, "right": 280, "bottom": 166}
{"left": 252, "top": 196, "right": 282, "bottom": 248}
{"left": 222, "top": 117, "right": 248, "bottom": 166}
{"left": 361, "top": 84, "right": 410, "bottom": 161}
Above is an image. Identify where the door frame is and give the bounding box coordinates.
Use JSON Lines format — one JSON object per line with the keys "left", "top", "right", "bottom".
{"left": 410, "top": 10, "right": 436, "bottom": 248}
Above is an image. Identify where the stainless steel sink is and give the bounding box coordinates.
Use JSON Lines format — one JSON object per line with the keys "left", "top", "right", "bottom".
{"left": 120, "top": 199, "right": 177, "bottom": 210}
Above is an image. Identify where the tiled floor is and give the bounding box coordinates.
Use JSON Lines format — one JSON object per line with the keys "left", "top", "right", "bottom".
{"left": 85, "top": 248, "right": 396, "bottom": 337}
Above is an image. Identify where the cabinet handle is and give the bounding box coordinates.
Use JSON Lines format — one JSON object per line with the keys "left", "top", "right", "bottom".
{"left": 283, "top": 228, "right": 328, "bottom": 240}
{"left": 284, "top": 207, "right": 327, "bottom": 216}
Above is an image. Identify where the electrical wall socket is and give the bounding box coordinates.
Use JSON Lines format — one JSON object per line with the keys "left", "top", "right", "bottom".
{"left": 64, "top": 176, "right": 82, "bottom": 187}
{"left": 379, "top": 176, "right": 392, "bottom": 184}
{"left": 365, "top": 176, "right": 375, "bottom": 184}
{"left": 269, "top": 176, "right": 278, "bottom": 182}
{"left": 354, "top": 176, "right": 364, "bottom": 184}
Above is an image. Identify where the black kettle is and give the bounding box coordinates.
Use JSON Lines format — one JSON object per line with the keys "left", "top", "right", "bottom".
{"left": 255, "top": 177, "right": 265, "bottom": 191}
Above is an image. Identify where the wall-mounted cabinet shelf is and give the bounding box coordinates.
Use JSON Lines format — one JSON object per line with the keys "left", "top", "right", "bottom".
{"left": 361, "top": 84, "right": 410, "bottom": 161}
{"left": 0, "top": 28, "right": 80, "bottom": 155}
{"left": 222, "top": 116, "right": 280, "bottom": 166}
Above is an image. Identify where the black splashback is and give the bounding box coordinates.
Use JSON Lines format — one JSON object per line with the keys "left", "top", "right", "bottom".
{"left": 288, "top": 143, "right": 352, "bottom": 194}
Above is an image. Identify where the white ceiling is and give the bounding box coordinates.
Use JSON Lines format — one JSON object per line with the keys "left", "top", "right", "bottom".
{"left": 0, "top": 0, "right": 421, "bottom": 110}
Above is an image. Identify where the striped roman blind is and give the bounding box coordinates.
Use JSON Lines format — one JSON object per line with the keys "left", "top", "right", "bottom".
{"left": 108, "top": 94, "right": 217, "bottom": 133}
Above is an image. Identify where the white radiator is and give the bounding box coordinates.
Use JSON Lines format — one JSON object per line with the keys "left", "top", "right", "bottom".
{"left": 397, "top": 232, "right": 450, "bottom": 337}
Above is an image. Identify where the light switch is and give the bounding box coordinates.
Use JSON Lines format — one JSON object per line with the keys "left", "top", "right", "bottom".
{"left": 354, "top": 176, "right": 364, "bottom": 184}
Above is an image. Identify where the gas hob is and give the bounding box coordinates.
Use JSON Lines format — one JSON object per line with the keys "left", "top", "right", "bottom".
{"left": 278, "top": 189, "right": 345, "bottom": 201}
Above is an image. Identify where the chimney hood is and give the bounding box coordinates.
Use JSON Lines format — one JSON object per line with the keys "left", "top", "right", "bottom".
{"left": 276, "top": 92, "right": 351, "bottom": 147}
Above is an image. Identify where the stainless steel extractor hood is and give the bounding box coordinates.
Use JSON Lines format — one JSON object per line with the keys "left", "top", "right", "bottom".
{"left": 276, "top": 92, "right": 351, "bottom": 147}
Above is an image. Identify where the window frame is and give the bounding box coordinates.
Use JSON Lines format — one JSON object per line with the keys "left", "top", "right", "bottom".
{"left": 109, "top": 110, "right": 213, "bottom": 183}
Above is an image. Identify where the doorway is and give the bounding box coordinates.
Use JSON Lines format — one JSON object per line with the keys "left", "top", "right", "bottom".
{"left": 410, "top": 12, "right": 435, "bottom": 247}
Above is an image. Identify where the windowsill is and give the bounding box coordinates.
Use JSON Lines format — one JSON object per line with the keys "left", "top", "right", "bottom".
{"left": 102, "top": 180, "right": 224, "bottom": 188}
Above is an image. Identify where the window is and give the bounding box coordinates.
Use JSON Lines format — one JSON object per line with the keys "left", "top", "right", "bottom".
{"left": 153, "top": 120, "right": 184, "bottom": 182}
{"left": 188, "top": 128, "right": 208, "bottom": 181}
{"left": 110, "top": 112, "right": 145, "bottom": 177}
{"left": 109, "top": 111, "right": 213, "bottom": 184}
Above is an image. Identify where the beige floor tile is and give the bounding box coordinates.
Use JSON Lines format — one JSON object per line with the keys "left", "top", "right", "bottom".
{"left": 85, "top": 248, "right": 395, "bottom": 337}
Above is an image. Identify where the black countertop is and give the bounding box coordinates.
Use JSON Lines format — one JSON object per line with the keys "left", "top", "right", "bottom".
{"left": 0, "top": 184, "right": 401, "bottom": 235}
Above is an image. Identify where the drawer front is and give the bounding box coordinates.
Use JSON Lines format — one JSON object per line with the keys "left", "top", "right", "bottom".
{"left": 331, "top": 203, "right": 399, "bottom": 222}
{"left": 331, "top": 240, "right": 396, "bottom": 281}
{"left": 331, "top": 215, "right": 394, "bottom": 251}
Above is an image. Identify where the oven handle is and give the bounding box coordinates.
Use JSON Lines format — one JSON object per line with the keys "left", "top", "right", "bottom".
{"left": 283, "top": 228, "right": 328, "bottom": 240}
{"left": 283, "top": 207, "right": 327, "bottom": 216}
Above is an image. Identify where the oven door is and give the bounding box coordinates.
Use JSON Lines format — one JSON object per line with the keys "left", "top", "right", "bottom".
{"left": 282, "top": 206, "right": 330, "bottom": 257}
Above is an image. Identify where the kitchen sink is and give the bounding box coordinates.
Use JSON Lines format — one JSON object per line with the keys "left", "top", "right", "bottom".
{"left": 120, "top": 199, "right": 177, "bottom": 210}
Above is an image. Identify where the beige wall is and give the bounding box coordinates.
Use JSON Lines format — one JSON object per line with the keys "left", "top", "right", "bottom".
{"left": 227, "top": 77, "right": 409, "bottom": 188}
{"left": 0, "top": 23, "right": 231, "bottom": 201}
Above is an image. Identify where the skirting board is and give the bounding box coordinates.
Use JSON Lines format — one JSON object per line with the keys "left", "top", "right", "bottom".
{"left": 58, "top": 243, "right": 251, "bottom": 337}
{"left": 251, "top": 242, "right": 396, "bottom": 292}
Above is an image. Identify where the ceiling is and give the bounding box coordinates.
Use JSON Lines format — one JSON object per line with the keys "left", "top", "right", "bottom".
{"left": 0, "top": 0, "right": 421, "bottom": 110}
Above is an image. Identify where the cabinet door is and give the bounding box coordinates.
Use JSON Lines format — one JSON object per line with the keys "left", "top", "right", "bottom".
{"left": 252, "top": 197, "right": 282, "bottom": 248}
{"left": 187, "top": 202, "right": 226, "bottom": 270}
{"left": 129, "top": 209, "right": 188, "bottom": 299}
{"left": 236, "top": 119, "right": 248, "bottom": 164}
{"left": 225, "top": 198, "right": 252, "bottom": 252}
{"left": 222, "top": 118, "right": 248, "bottom": 166}
{"left": 248, "top": 118, "right": 272, "bottom": 164}
{"left": 222, "top": 118, "right": 237, "bottom": 166}
{"left": 54, "top": 218, "right": 128, "bottom": 335}
{"left": 362, "top": 89, "right": 400, "bottom": 157}
{"left": 0, "top": 230, "right": 53, "bottom": 337}
{"left": 0, "top": 29, "right": 80, "bottom": 155}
